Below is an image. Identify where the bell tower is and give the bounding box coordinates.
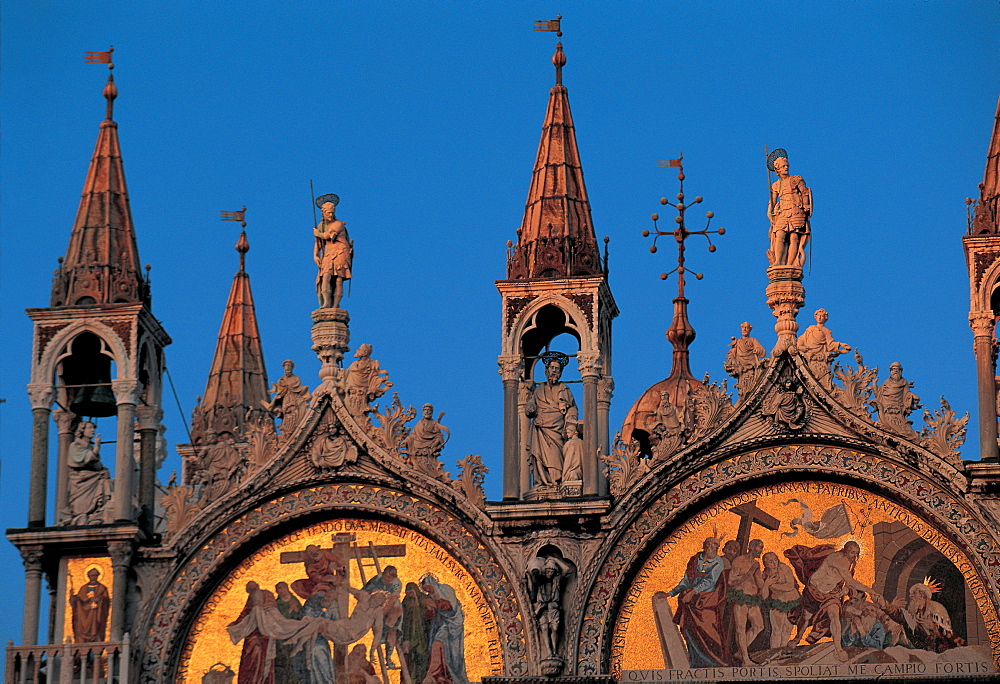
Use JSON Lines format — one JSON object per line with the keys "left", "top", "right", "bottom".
{"left": 13, "top": 52, "right": 170, "bottom": 647}
{"left": 497, "top": 35, "right": 617, "bottom": 500}
{"left": 964, "top": 95, "right": 1000, "bottom": 462}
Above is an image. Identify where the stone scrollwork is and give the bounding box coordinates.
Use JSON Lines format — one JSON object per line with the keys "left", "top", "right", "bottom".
{"left": 597, "top": 375, "right": 615, "bottom": 404}
{"left": 969, "top": 310, "right": 996, "bottom": 339}
{"left": 161, "top": 485, "right": 203, "bottom": 541}
{"left": 575, "top": 351, "right": 602, "bottom": 378}
{"left": 600, "top": 432, "right": 650, "bottom": 497}
{"left": 691, "top": 375, "right": 734, "bottom": 441}
{"left": 832, "top": 350, "right": 878, "bottom": 418}
{"left": 111, "top": 379, "right": 142, "bottom": 406}
{"left": 370, "top": 393, "right": 415, "bottom": 460}
{"left": 26, "top": 383, "right": 54, "bottom": 410}
{"left": 497, "top": 354, "right": 523, "bottom": 383}
{"left": 921, "top": 396, "right": 968, "bottom": 466}
{"left": 453, "top": 454, "right": 487, "bottom": 508}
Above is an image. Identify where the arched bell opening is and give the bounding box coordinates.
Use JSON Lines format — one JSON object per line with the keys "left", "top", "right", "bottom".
{"left": 58, "top": 332, "right": 118, "bottom": 419}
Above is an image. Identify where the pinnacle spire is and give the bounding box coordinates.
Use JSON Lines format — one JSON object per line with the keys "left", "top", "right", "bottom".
{"left": 972, "top": 95, "right": 1000, "bottom": 235}
{"left": 51, "top": 64, "right": 145, "bottom": 307}
{"left": 189, "top": 231, "right": 272, "bottom": 443}
{"left": 507, "top": 40, "right": 602, "bottom": 280}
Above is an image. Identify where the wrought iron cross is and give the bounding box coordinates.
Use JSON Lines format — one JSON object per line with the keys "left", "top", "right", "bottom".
{"left": 643, "top": 156, "right": 725, "bottom": 300}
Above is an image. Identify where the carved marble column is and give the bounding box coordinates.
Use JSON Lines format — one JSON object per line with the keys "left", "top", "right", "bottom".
{"left": 108, "top": 541, "right": 133, "bottom": 641}
{"left": 311, "top": 308, "right": 350, "bottom": 384}
{"left": 112, "top": 380, "right": 140, "bottom": 523}
{"left": 136, "top": 405, "right": 163, "bottom": 532}
{"left": 499, "top": 355, "right": 522, "bottom": 500}
{"left": 597, "top": 375, "right": 614, "bottom": 497}
{"left": 766, "top": 267, "right": 804, "bottom": 357}
{"left": 970, "top": 311, "right": 999, "bottom": 461}
{"left": 577, "top": 352, "right": 601, "bottom": 497}
{"left": 53, "top": 409, "right": 76, "bottom": 523}
{"left": 20, "top": 546, "right": 43, "bottom": 645}
{"left": 27, "top": 383, "right": 54, "bottom": 527}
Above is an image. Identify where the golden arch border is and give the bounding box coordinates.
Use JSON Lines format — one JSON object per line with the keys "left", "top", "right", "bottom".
{"left": 574, "top": 445, "right": 1000, "bottom": 676}
{"left": 137, "top": 483, "right": 528, "bottom": 682}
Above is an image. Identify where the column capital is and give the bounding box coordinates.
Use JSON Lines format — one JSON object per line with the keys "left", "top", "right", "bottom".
{"left": 969, "top": 311, "right": 996, "bottom": 338}
{"left": 26, "top": 383, "right": 54, "bottom": 410}
{"left": 52, "top": 408, "right": 77, "bottom": 434}
{"left": 135, "top": 405, "right": 164, "bottom": 431}
{"left": 598, "top": 375, "right": 615, "bottom": 403}
{"left": 576, "top": 351, "right": 602, "bottom": 378}
{"left": 20, "top": 546, "right": 44, "bottom": 571}
{"left": 112, "top": 379, "right": 142, "bottom": 405}
{"left": 497, "top": 355, "right": 523, "bottom": 383}
{"left": 108, "top": 541, "right": 133, "bottom": 569}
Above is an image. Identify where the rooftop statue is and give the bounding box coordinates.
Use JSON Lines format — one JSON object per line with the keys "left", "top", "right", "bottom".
{"left": 313, "top": 193, "right": 352, "bottom": 309}
{"left": 261, "top": 359, "right": 310, "bottom": 434}
{"left": 724, "top": 322, "right": 766, "bottom": 400}
{"left": 798, "top": 308, "right": 851, "bottom": 384}
{"left": 870, "top": 362, "right": 921, "bottom": 435}
{"left": 405, "top": 403, "right": 451, "bottom": 480}
{"left": 766, "top": 150, "right": 812, "bottom": 268}
{"left": 343, "top": 344, "right": 392, "bottom": 419}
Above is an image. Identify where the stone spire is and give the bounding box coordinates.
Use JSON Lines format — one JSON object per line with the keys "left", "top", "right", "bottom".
{"left": 972, "top": 95, "right": 1000, "bottom": 235}
{"left": 189, "top": 231, "right": 271, "bottom": 443}
{"left": 507, "top": 42, "right": 602, "bottom": 279}
{"left": 50, "top": 67, "right": 146, "bottom": 307}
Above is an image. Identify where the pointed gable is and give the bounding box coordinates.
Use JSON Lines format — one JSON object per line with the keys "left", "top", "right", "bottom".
{"left": 973, "top": 95, "right": 1000, "bottom": 235}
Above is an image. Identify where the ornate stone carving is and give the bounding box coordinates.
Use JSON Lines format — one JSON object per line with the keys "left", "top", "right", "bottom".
{"left": 108, "top": 541, "right": 133, "bottom": 569}
{"left": 766, "top": 151, "right": 812, "bottom": 268}
{"left": 575, "top": 351, "right": 601, "bottom": 378}
{"left": 766, "top": 279, "right": 804, "bottom": 357}
{"left": 870, "top": 361, "right": 921, "bottom": 436}
{"left": 64, "top": 420, "right": 111, "bottom": 525}
{"left": 405, "top": 403, "right": 451, "bottom": 480}
{"left": 111, "top": 379, "right": 141, "bottom": 405}
{"left": 242, "top": 413, "right": 279, "bottom": 470}
{"left": 797, "top": 308, "right": 851, "bottom": 385}
{"left": 26, "top": 383, "right": 54, "bottom": 410}
{"left": 505, "top": 296, "right": 536, "bottom": 333}
{"left": 370, "top": 393, "right": 415, "bottom": 459}
{"left": 526, "top": 553, "right": 575, "bottom": 675}
{"left": 453, "top": 454, "right": 487, "bottom": 508}
{"left": 261, "top": 359, "right": 310, "bottom": 436}
{"left": 921, "top": 396, "right": 968, "bottom": 466}
{"left": 497, "top": 355, "right": 523, "bottom": 382}
{"left": 724, "top": 322, "right": 766, "bottom": 400}
{"left": 832, "top": 350, "right": 878, "bottom": 418}
{"left": 135, "top": 405, "right": 163, "bottom": 432}
{"left": 690, "top": 375, "right": 735, "bottom": 441}
{"left": 311, "top": 308, "right": 350, "bottom": 382}
{"left": 525, "top": 356, "right": 578, "bottom": 488}
{"left": 20, "top": 546, "right": 44, "bottom": 570}
{"left": 312, "top": 193, "right": 352, "bottom": 309}
{"left": 597, "top": 375, "right": 615, "bottom": 404}
{"left": 194, "top": 431, "right": 245, "bottom": 501}
{"left": 644, "top": 390, "right": 687, "bottom": 461}
{"left": 969, "top": 310, "right": 996, "bottom": 339}
{"left": 161, "top": 485, "right": 202, "bottom": 541}
{"left": 761, "top": 378, "right": 807, "bottom": 432}
{"left": 309, "top": 413, "right": 359, "bottom": 470}
{"left": 600, "top": 433, "right": 650, "bottom": 497}
{"left": 342, "top": 343, "right": 392, "bottom": 420}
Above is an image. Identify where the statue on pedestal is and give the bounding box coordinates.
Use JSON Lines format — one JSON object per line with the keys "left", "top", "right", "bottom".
{"left": 870, "top": 362, "right": 921, "bottom": 435}
{"left": 405, "top": 403, "right": 450, "bottom": 480}
{"left": 724, "top": 322, "right": 766, "bottom": 399}
{"left": 65, "top": 420, "right": 111, "bottom": 525}
{"left": 527, "top": 554, "right": 575, "bottom": 675}
{"left": 313, "top": 193, "right": 352, "bottom": 309}
{"left": 343, "top": 344, "right": 393, "bottom": 418}
{"left": 261, "top": 359, "right": 310, "bottom": 433}
{"left": 798, "top": 308, "right": 851, "bottom": 383}
{"left": 767, "top": 150, "right": 812, "bottom": 268}
{"left": 524, "top": 355, "right": 578, "bottom": 487}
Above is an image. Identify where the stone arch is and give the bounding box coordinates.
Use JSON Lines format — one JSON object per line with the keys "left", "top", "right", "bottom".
{"left": 34, "top": 319, "right": 131, "bottom": 387}
{"left": 136, "top": 482, "right": 528, "bottom": 682}
{"left": 504, "top": 293, "right": 596, "bottom": 363}
{"left": 571, "top": 446, "right": 1000, "bottom": 676}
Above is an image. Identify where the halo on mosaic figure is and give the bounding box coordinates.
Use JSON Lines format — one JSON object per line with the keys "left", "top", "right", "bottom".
{"left": 315, "top": 193, "right": 340, "bottom": 208}
{"left": 766, "top": 148, "right": 788, "bottom": 172}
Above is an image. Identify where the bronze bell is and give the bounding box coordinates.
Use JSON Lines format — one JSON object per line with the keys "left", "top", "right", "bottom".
{"left": 69, "top": 381, "right": 117, "bottom": 418}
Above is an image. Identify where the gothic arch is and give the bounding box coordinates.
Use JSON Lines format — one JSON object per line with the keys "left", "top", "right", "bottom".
{"left": 33, "top": 319, "right": 132, "bottom": 387}
{"left": 504, "top": 293, "right": 596, "bottom": 361}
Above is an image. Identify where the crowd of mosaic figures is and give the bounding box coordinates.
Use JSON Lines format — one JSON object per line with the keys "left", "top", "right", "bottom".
{"left": 226, "top": 544, "right": 468, "bottom": 684}
{"left": 660, "top": 534, "right": 965, "bottom": 669}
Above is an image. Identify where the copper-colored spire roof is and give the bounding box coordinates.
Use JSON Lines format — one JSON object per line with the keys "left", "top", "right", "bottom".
{"left": 507, "top": 42, "right": 602, "bottom": 279}
{"left": 973, "top": 95, "right": 1000, "bottom": 235}
{"left": 50, "top": 70, "right": 146, "bottom": 307}
{"left": 190, "top": 232, "right": 272, "bottom": 443}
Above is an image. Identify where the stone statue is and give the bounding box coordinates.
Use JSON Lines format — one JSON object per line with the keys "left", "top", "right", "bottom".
{"left": 200, "top": 430, "right": 243, "bottom": 501}
{"left": 261, "top": 359, "right": 310, "bottom": 432}
{"left": 644, "top": 390, "right": 685, "bottom": 460}
{"left": 313, "top": 193, "right": 352, "bottom": 309}
{"left": 797, "top": 308, "right": 851, "bottom": 383}
{"left": 405, "top": 403, "right": 451, "bottom": 480}
{"left": 70, "top": 567, "right": 111, "bottom": 642}
{"left": 310, "top": 420, "right": 359, "bottom": 469}
{"left": 343, "top": 344, "right": 392, "bottom": 418}
{"left": 767, "top": 151, "right": 812, "bottom": 267}
{"left": 561, "top": 422, "right": 583, "bottom": 484}
{"left": 526, "top": 554, "right": 575, "bottom": 673}
{"left": 762, "top": 379, "right": 807, "bottom": 431}
{"left": 65, "top": 420, "right": 111, "bottom": 525}
{"left": 524, "top": 357, "right": 578, "bottom": 487}
{"left": 724, "top": 322, "right": 766, "bottom": 398}
{"left": 870, "top": 362, "right": 921, "bottom": 435}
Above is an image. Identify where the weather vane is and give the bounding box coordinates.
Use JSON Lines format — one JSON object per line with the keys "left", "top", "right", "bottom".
{"left": 644, "top": 156, "right": 725, "bottom": 300}
{"left": 221, "top": 207, "right": 249, "bottom": 271}
{"left": 533, "top": 15, "right": 562, "bottom": 37}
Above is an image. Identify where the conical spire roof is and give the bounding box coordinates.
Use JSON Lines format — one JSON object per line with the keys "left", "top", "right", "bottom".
{"left": 51, "top": 71, "right": 146, "bottom": 307}
{"left": 189, "top": 232, "right": 272, "bottom": 443}
{"left": 507, "top": 42, "right": 602, "bottom": 279}
{"left": 973, "top": 95, "right": 1000, "bottom": 235}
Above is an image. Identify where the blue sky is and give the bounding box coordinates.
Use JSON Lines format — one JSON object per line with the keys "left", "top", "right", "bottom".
{"left": 1, "top": 1, "right": 998, "bottom": 645}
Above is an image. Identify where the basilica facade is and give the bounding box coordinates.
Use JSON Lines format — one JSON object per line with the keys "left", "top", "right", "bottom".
{"left": 6, "top": 38, "right": 1000, "bottom": 684}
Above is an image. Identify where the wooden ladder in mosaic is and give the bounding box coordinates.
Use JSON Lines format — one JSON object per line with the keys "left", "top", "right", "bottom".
{"left": 352, "top": 542, "right": 413, "bottom": 684}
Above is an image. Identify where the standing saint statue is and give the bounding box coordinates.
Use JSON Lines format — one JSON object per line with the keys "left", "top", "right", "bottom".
{"left": 767, "top": 150, "right": 812, "bottom": 267}
{"left": 313, "top": 193, "right": 353, "bottom": 309}
{"left": 524, "top": 356, "right": 578, "bottom": 487}
{"left": 405, "top": 403, "right": 451, "bottom": 479}
{"left": 70, "top": 567, "right": 111, "bottom": 642}
{"left": 526, "top": 555, "right": 575, "bottom": 668}
{"left": 261, "top": 359, "right": 310, "bottom": 432}
{"left": 65, "top": 420, "right": 111, "bottom": 525}
{"left": 870, "top": 361, "right": 921, "bottom": 435}
{"left": 724, "top": 322, "right": 766, "bottom": 399}
{"left": 342, "top": 344, "right": 393, "bottom": 418}
{"left": 797, "top": 308, "right": 851, "bottom": 383}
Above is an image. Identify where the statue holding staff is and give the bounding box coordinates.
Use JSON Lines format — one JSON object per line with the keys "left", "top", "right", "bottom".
{"left": 766, "top": 149, "right": 812, "bottom": 267}
{"left": 313, "top": 193, "right": 353, "bottom": 309}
